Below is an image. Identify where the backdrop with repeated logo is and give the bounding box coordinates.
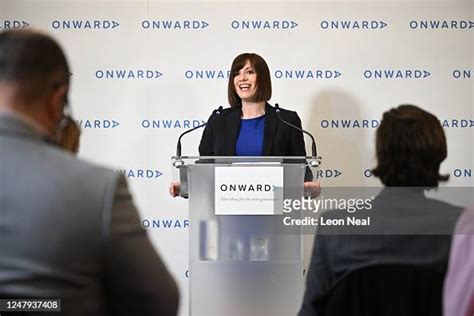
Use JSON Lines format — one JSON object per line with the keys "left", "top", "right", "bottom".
{"left": 1, "top": 0, "right": 472, "bottom": 314}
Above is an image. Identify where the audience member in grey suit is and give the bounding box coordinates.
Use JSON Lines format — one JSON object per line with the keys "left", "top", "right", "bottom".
{"left": 299, "top": 105, "right": 462, "bottom": 315}
{"left": 0, "top": 29, "right": 179, "bottom": 315}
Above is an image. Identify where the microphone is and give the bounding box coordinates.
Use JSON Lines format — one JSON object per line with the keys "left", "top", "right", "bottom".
{"left": 274, "top": 103, "right": 320, "bottom": 166}
{"left": 174, "top": 106, "right": 223, "bottom": 166}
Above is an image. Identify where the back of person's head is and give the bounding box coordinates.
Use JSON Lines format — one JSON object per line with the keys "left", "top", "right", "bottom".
{"left": 0, "top": 29, "right": 69, "bottom": 105}
{"left": 372, "top": 104, "right": 448, "bottom": 187}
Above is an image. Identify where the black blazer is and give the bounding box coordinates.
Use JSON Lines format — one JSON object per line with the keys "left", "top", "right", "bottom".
{"left": 315, "top": 264, "right": 445, "bottom": 316}
{"left": 198, "top": 103, "right": 312, "bottom": 180}
{"left": 299, "top": 188, "right": 462, "bottom": 316}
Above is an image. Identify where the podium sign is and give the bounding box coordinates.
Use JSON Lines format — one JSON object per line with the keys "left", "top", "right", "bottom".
{"left": 214, "top": 166, "right": 284, "bottom": 215}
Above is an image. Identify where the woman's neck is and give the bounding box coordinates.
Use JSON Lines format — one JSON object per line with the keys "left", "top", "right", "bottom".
{"left": 241, "top": 101, "right": 266, "bottom": 119}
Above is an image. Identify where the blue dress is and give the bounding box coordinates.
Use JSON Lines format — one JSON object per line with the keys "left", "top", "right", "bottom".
{"left": 235, "top": 114, "right": 266, "bottom": 156}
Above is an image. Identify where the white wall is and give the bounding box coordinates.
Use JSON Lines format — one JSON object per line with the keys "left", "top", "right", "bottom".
{"left": 1, "top": 1, "right": 472, "bottom": 314}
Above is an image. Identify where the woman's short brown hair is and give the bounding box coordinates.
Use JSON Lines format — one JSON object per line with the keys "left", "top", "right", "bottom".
{"left": 372, "top": 104, "right": 449, "bottom": 187}
{"left": 228, "top": 53, "right": 272, "bottom": 107}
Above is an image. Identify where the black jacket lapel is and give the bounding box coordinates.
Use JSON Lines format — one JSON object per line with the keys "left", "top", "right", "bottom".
{"left": 263, "top": 103, "right": 278, "bottom": 155}
{"left": 226, "top": 107, "right": 242, "bottom": 155}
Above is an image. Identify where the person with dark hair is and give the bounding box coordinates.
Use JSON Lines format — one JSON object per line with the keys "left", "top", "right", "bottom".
{"left": 372, "top": 104, "right": 449, "bottom": 187}
{"left": 0, "top": 29, "right": 179, "bottom": 315}
{"left": 299, "top": 104, "right": 462, "bottom": 316}
{"left": 169, "top": 53, "right": 320, "bottom": 196}
{"left": 226, "top": 53, "right": 272, "bottom": 110}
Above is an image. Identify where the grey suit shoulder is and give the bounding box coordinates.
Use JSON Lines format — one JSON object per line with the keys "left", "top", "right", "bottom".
{"left": 0, "top": 116, "right": 179, "bottom": 315}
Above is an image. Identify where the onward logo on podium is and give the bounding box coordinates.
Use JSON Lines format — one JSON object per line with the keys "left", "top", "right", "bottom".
{"left": 215, "top": 166, "right": 283, "bottom": 215}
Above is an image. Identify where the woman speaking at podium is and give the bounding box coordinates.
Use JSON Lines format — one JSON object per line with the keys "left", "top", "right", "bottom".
{"left": 169, "top": 53, "right": 319, "bottom": 197}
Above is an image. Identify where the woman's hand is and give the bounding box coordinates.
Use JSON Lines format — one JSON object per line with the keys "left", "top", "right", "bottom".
{"left": 304, "top": 180, "right": 321, "bottom": 198}
{"left": 169, "top": 181, "right": 181, "bottom": 197}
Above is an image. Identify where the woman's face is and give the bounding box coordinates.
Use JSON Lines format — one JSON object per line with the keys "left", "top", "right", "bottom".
{"left": 233, "top": 60, "right": 257, "bottom": 102}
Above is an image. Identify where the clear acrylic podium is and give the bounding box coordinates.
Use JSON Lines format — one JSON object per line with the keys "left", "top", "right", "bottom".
{"left": 173, "top": 156, "right": 317, "bottom": 316}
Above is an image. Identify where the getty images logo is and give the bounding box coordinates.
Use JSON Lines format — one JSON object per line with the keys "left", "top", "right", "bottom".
{"left": 363, "top": 69, "right": 431, "bottom": 79}
{"left": 76, "top": 119, "right": 120, "bottom": 129}
{"left": 410, "top": 20, "right": 474, "bottom": 30}
{"left": 231, "top": 20, "right": 298, "bottom": 30}
{"left": 51, "top": 20, "right": 119, "bottom": 30}
{"left": 184, "top": 69, "right": 341, "bottom": 80}
{"left": 119, "top": 169, "right": 163, "bottom": 180}
{"left": 141, "top": 20, "right": 209, "bottom": 30}
{"left": 0, "top": 20, "right": 30, "bottom": 29}
{"left": 320, "top": 20, "right": 388, "bottom": 30}
{"left": 95, "top": 69, "right": 163, "bottom": 80}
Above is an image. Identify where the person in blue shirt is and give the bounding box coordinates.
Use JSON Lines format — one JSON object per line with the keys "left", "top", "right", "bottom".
{"left": 170, "top": 53, "right": 320, "bottom": 196}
